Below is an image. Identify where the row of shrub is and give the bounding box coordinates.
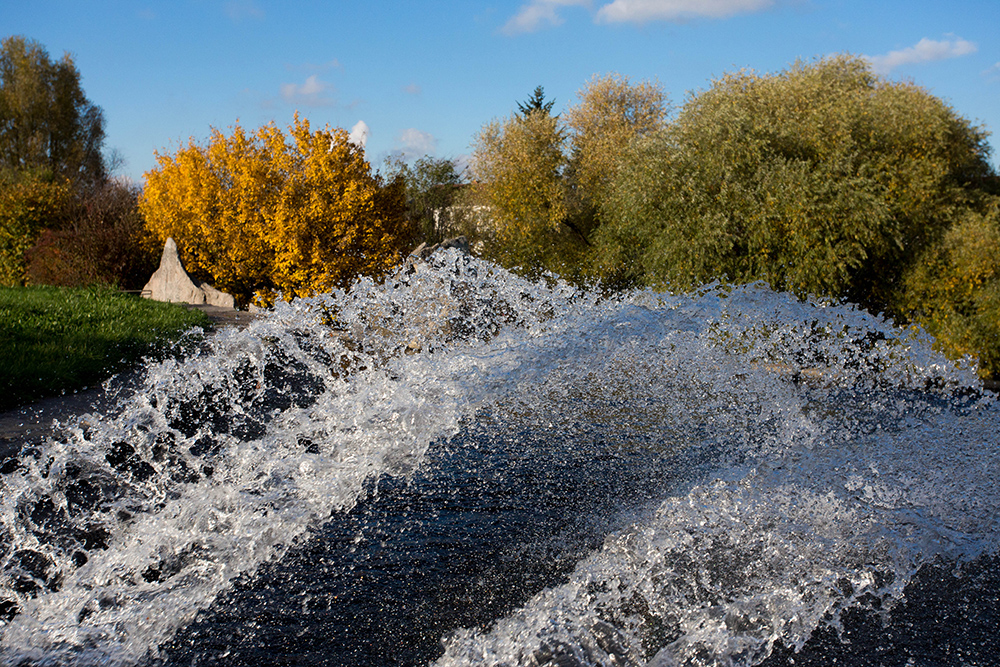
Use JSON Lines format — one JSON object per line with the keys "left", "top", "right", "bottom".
{"left": 450, "top": 56, "right": 1000, "bottom": 378}
{"left": 0, "top": 169, "right": 157, "bottom": 291}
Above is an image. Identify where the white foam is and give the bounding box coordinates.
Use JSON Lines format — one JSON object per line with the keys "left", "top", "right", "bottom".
{"left": 1, "top": 250, "right": 993, "bottom": 665}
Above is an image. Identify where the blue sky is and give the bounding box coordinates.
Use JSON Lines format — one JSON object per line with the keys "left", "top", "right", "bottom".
{"left": 3, "top": 1, "right": 998, "bottom": 182}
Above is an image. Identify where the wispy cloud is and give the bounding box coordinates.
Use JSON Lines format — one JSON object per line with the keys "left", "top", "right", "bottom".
{"left": 502, "top": 0, "right": 773, "bottom": 32}
{"left": 502, "top": 0, "right": 590, "bottom": 35}
{"left": 280, "top": 74, "right": 336, "bottom": 107}
{"left": 865, "top": 36, "right": 977, "bottom": 75}
{"left": 396, "top": 128, "right": 438, "bottom": 158}
{"left": 349, "top": 121, "right": 370, "bottom": 148}
{"left": 596, "top": 0, "right": 774, "bottom": 24}
{"left": 225, "top": 0, "right": 263, "bottom": 21}
{"left": 403, "top": 83, "right": 422, "bottom": 96}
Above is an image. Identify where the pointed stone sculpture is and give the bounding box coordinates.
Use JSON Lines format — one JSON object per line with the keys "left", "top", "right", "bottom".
{"left": 142, "top": 238, "right": 236, "bottom": 309}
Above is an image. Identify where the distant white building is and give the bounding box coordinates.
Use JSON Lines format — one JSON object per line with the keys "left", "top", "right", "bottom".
{"left": 432, "top": 204, "right": 493, "bottom": 241}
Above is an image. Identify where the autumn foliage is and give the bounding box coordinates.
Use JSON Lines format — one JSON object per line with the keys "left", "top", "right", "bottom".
{"left": 0, "top": 169, "right": 72, "bottom": 285}
{"left": 564, "top": 73, "right": 668, "bottom": 212}
{"left": 468, "top": 74, "right": 667, "bottom": 275}
{"left": 470, "top": 109, "right": 573, "bottom": 271}
{"left": 140, "top": 115, "right": 415, "bottom": 306}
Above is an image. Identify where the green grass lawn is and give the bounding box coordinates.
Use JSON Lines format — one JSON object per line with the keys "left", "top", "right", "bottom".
{"left": 0, "top": 285, "right": 212, "bottom": 412}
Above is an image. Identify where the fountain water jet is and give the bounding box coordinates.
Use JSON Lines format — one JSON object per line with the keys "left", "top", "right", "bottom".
{"left": 0, "top": 248, "right": 996, "bottom": 666}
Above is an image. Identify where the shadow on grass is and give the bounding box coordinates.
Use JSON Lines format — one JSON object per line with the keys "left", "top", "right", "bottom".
{"left": 0, "top": 285, "right": 212, "bottom": 412}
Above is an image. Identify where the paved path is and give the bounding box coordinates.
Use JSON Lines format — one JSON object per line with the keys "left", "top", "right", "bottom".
{"left": 181, "top": 303, "right": 261, "bottom": 328}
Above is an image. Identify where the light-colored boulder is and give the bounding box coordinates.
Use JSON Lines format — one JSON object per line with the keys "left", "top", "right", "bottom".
{"left": 142, "top": 238, "right": 236, "bottom": 308}
{"left": 142, "top": 238, "right": 205, "bottom": 304}
{"left": 199, "top": 282, "right": 236, "bottom": 309}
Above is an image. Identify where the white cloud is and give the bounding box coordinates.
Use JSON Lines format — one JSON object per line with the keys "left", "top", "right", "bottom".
{"left": 596, "top": 0, "right": 773, "bottom": 23}
{"left": 865, "top": 36, "right": 978, "bottom": 75}
{"left": 502, "top": 0, "right": 774, "bottom": 32}
{"left": 348, "top": 120, "right": 370, "bottom": 148}
{"left": 280, "top": 74, "right": 335, "bottom": 107}
{"left": 396, "top": 128, "right": 438, "bottom": 157}
{"left": 502, "top": 0, "right": 590, "bottom": 35}
{"left": 985, "top": 62, "right": 1000, "bottom": 81}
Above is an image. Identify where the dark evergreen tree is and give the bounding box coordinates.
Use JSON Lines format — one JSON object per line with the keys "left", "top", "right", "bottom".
{"left": 517, "top": 85, "right": 555, "bottom": 116}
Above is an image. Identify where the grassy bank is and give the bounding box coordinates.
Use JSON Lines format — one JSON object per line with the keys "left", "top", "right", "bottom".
{"left": 0, "top": 285, "right": 211, "bottom": 412}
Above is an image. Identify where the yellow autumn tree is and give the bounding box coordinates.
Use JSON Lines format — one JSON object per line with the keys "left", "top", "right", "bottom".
{"left": 564, "top": 73, "right": 668, "bottom": 211}
{"left": 140, "top": 114, "right": 414, "bottom": 306}
{"left": 468, "top": 77, "right": 668, "bottom": 277}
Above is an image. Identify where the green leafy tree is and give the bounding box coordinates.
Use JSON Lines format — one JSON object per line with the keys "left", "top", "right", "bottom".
{"left": 0, "top": 167, "right": 72, "bottom": 285}
{"left": 0, "top": 35, "right": 107, "bottom": 189}
{"left": 470, "top": 109, "right": 577, "bottom": 273}
{"left": 565, "top": 73, "right": 668, "bottom": 213}
{"left": 385, "top": 156, "right": 464, "bottom": 243}
{"left": 0, "top": 36, "right": 122, "bottom": 287}
{"left": 595, "top": 55, "right": 997, "bottom": 313}
{"left": 902, "top": 202, "right": 1000, "bottom": 377}
{"left": 563, "top": 73, "right": 668, "bottom": 260}
{"left": 471, "top": 77, "right": 668, "bottom": 277}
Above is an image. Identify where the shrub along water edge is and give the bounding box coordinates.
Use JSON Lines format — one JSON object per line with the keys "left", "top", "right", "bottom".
{"left": 594, "top": 54, "right": 1000, "bottom": 377}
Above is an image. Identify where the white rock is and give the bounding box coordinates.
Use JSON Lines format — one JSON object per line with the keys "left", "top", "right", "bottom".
{"left": 199, "top": 282, "right": 236, "bottom": 309}
{"left": 142, "top": 238, "right": 236, "bottom": 308}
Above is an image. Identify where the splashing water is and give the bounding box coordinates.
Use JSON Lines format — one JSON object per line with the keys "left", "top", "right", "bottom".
{"left": 0, "top": 249, "right": 997, "bottom": 666}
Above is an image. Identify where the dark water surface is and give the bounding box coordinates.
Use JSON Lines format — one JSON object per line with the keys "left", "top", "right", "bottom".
{"left": 155, "top": 409, "right": 703, "bottom": 666}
